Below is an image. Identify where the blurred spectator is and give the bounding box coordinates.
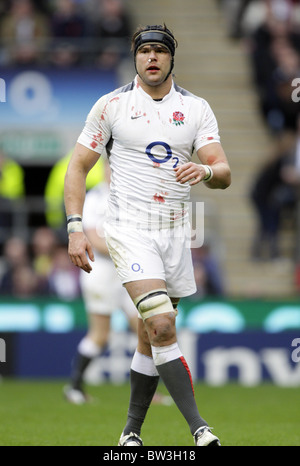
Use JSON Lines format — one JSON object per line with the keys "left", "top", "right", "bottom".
{"left": 0, "top": 1, "right": 11, "bottom": 20}
{"left": 49, "top": 0, "right": 89, "bottom": 67}
{"left": 93, "top": 0, "right": 131, "bottom": 40}
{"left": 248, "top": 0, "right": 300, "bottom": 133}
{"left": 221, "top": 0, "right": 300, "bottom": 39}
{"left": 0, "top": 236, "right": 30, "bottom": 295}
{"left": 280, "top": 117, "right": 300, "bottom": 187}
{"left": 221, "top": 0, "right": 261, "bottom": 39}
{"left": 94, "top": 43, "right": 123, "bottom": 70}
{"left": 48, "top": 245, "right": 81, "bottom": 300}
{"left": 265, "top": 39, "right": 300, "bottom": 132}
{"left": 0, "top": 0, "right": 50, "bottom": 66}
{"left": 0, "top": 229, "right": 80, "bottom": 299}
{"left": 250, "top": 127, "right": 300, "bottom": 260}
{"left": 92, "top": 0, "right": 132, "bottom": 67}
{"left": 32, "top": 0, "right": 51, "bottom": 14}
{"left": 0, "top": 0, "right": 134, "bottom": 67}
{"left": 10, "top": 263, "right": 38, "bottom": 297}
{"left": 192, "top": 244, "right": 226, "bottom": 297}
{"left": 51, "top": 0, "right": 87, "bottom": 39}
{"left": 227, "top": 0, "right": 253, "bottom": 38}
{"left": 31, "top": 226, "right": 58, "bottom": 294}
{"left": 49, "top": 40, "right": 81, "bottom": 68}
{"left": 0, "top": 238, "right": 38, "bottom": 298}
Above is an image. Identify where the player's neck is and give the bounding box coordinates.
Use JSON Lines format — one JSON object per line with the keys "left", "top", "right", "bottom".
{"left": 137, "top": 75, "right": 172, "bottom": 100}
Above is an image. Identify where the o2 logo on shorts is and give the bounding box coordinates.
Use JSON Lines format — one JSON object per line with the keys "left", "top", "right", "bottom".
{"left": 131, "top": 263, "right": 143, "bottom": 273}
{"left": 146, "top": 141, "right": 179, "bottom": 168}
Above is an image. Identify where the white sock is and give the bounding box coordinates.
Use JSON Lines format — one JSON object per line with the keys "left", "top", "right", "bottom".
{"left": 151, "top": 342, "right": 182, "bottom": 366}
{"left": 78, "top": 337, "right": 102, "bottom": 358}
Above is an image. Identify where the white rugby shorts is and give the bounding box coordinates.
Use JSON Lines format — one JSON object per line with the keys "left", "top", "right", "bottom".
{"left": 104, "top": 222, "right": 197, "bottom": 298}
{"left": 80, "top": 254, "right": 137, "bottom": 317}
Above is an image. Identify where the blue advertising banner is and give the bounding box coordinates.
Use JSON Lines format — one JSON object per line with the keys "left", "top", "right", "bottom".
{"left": 195, "top": 332, "right": 300, "bottom": 387}
{"left": 1, "top": 298, "right": 300, "bottom": 385}
{"left": 0, "top": 67, "right": 118, "bottom": 162}
{"left": 1, "top": 330, "right": 299, "bottom": 386}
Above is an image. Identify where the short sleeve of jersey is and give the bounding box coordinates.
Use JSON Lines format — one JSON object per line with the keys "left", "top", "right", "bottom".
{"left": 77, "top": 94, "right": 112, "bottom": 155}
{"left": 194, "top": 99, "right": 221, "bottom": 152}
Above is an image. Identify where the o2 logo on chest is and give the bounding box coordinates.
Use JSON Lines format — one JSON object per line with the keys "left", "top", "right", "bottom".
{"left": 146, "top": 141, "right": 179, "bottom": 168}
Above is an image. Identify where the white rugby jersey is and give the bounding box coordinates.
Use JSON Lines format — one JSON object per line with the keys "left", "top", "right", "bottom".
{"left": 78, "top": 76, "right": 220, "bottom": 229}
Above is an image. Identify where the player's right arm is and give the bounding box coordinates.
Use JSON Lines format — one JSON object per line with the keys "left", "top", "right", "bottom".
{"left": 64, "top": 143, "right": 100, "bottom": 273}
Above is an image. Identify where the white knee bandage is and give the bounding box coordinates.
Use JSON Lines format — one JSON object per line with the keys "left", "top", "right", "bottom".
{"left": 134, "top": 289, "right": 175, "bottom": 321}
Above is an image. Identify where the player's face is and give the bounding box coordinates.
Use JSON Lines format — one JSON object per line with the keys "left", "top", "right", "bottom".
{"left": 136, "top": 44, "right": 172, "bottom": 86}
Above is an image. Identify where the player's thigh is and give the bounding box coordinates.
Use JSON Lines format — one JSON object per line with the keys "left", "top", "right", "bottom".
{"left": 80, "top": 260, "right": 120, "bottom": 314}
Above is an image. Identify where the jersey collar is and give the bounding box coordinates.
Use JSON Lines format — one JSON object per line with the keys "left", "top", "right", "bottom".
{"left": 134, "top": 75, "right": 175, "bottom": 102}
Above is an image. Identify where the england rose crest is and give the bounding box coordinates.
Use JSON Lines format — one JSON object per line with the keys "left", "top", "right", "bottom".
{"left": 173, "top": 111, "right": 185, "bottom": 126}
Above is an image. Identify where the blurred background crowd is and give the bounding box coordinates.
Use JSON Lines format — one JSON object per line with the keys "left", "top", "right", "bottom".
{"left": 0, "top": 0, "right": 299, "bottom": 301}
{"left": 0, "top": 0, "right": 132, "bottom": 69}
{"left": 221, "top": 0, "right": 300, "bottom": 264}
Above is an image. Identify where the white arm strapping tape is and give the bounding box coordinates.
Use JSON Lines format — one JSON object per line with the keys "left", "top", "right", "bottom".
{"left": 201, "top": 164, "right": 214, "bottom": 182}
{"left": 67, "top": 214, "right": 83, "bottom": 234}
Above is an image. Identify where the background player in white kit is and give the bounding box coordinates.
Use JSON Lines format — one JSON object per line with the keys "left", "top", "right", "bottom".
{"left": 64, "top": 24, "right": 231, "bottom": 446}
{"left": 64, "top": 162, "right": 138, "bottom": 404}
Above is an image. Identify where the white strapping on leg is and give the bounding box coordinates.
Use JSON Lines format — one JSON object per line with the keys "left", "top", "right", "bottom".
{"left": 131, "top": 350, "right": 159, "bottom": 376}
{"left": 151, "top": 342, "right": 182, "bottom": 366}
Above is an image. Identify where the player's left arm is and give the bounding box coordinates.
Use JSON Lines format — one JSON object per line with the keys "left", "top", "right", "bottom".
{"left": 175, "top": 143, "right": 231, "bottom": 189}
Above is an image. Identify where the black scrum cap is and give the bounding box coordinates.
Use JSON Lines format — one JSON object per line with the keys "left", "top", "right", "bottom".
{"left": 133, "top": 27, "right": 177, "bottom": 57}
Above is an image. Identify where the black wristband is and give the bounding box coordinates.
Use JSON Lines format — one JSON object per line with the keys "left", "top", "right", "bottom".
{"left": 67, "top": 216, "right": 82, "bottom": 224}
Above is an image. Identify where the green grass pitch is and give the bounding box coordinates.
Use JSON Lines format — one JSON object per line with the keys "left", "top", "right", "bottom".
{"left": 0, "top": 379, "right": 299, "bottom": 446}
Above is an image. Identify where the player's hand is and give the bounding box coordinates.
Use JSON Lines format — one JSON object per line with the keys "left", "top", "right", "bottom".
{"left": 68, "top": 232, "right": 95, "bottom": 273}
{"left": 174, "top": 162, "right": 207, "bottom": 186}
